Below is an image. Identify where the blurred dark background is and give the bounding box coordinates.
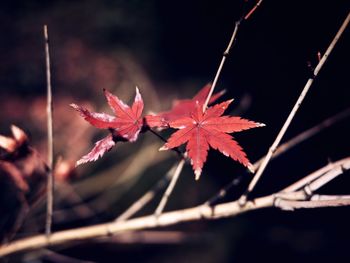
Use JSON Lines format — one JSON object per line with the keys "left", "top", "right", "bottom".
{"left": 0, "top": 0, "right": 349, "bottom": 262}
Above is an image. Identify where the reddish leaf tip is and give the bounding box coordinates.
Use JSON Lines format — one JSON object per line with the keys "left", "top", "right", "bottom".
{"left": 225, "top": 99, "right": 234, "bottom": 107}
{"left": 76, "top": 158, "right": 89, "bottom": 167}
{"left": 134, "top": 86, "right": 142, "bottom": 102}
{"left": 76, "top": 135, "right": 115, "bottom": 166}
{"left": 247, "top": 163, "right": 255, "bottom": 173}
{"left": 70, "top": 103, "right": 80, "bottom": 111}
{"left": 195, "top": 169, "right": 202, "bottom": 180}
{"left": 159, "top": 145, "right": 168, "bottom": 151}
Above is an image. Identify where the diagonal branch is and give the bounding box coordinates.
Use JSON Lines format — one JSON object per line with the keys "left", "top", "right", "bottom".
{"left": 282, "top": 157, "right": 350, "bottom": 193}
{"left": 244, "top": 0, "right": 263, "bottom": 20}
{"left": 253, "top": 107, "right": 350, "bottom": 169}
{"left": 154, "top": 159, "right": 185, "bottom": 216}
{"left": 1, "top": 156, "right": 350, "bottom": 257}
{"left": 0, "top": 195, "right": 275, "bottom": 257}
{"left": 202, "top": 1, "right": 264, "bottom": 112}
{"left": 239, "top": 11, "right": 350, "bottom": 205}
{"left": 202, "top": 21, "right": 240, "bottom": 112}
{"left": 114, "top": 130, "right": 187, "bottom": 222}
{"left": 274, "top": 157, "right": 350, "bottom": 203}
{"left": 205, "top": 108, "right": 350, "bottom": 205}
{"left": 115, "top": 162, "right": 179, "bottom": 222}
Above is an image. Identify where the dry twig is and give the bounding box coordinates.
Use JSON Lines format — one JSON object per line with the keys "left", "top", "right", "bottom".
{"left": 1, "top": 156, "right": 349, "bottom": 257}
{"left": 154, "top": 159, "right": 185, "bottom": 216}
{"left": 206, "top": 107, "right": 350, "bottom": 205}
{"left": 239, "top": 11, "right": 350, "bottom": 205}
{"left": 115, "top": 162, "right": 179, "bottom": 222}
{"left": 202, "top": 1, "right": 263, "bottom": 112}
{"left": 44, "top": 25, "right": 54, "bottom": 236}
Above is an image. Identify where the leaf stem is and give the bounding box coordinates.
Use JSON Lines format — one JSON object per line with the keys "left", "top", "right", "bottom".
{"left": 149, "top": 128, "right": 184, "bottom": 157}
{"left": 148, "top": 128, "right": 168, "bottom": 143}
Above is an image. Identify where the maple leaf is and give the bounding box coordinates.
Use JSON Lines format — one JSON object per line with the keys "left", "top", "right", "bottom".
{"left": 144, "top": 83, "right": 225, "bottom": 128}
{"left": 160, "top": 100, "right": 264, "bottom": 180}
{"left": 70, "top": 87, "right": 144, "bottom": 166}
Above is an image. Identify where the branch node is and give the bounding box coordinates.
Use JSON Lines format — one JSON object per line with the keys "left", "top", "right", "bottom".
{"left": 341, "top": 164, "right": 346, "bottom": 173}
{"left": 273, "top": 195, "right": 281, "bottom": 208}
{"left": 238, "top": 194, "right": 248, "bottom": 207}
{"left": 199, "top": 205, "right": 213, "bottom": 219}
{"left": 302, "top": 184, "right": 313, "bottom": 199}
{"left": 106, "top": 225, "right": 114, "bottom": 237}
{"left": 270, "top": 146, "right": 277, "bottom": 154}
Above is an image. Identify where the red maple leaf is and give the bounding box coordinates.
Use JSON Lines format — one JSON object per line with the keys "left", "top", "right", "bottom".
{"left": 71, "top": 87, "right": 144, "bottom": 166}
{"left": 144, "top": 83, "right": 225, "bottom": 128}
{"left": 160, "top": 99, "right": 264, "bottom": 180}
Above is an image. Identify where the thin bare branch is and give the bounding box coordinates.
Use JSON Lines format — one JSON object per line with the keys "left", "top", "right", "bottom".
{"left": 306, "top": 165, "right": 348, "bottom": 192}
{"left": 244, "top": 0, "right": 263, "bottom": 20}
{"left": 154, "top": 159, "right": 185, "bottom": 216}
{"left": 115, "top": 163, "right": 178, "bottom": 222}
{"left": 253, "top": 107, "right": 350, "bottom": 169}
{"left": 282, "top": 157, "right": 350, "bottom": 193}
{"left": 275, "top": 197, "right": 350, "bottom": 211}
{"left": 204, "top": 176, "right": 243, "bottom": 206}
{"left": 202, "top": 21, "right": 240, "bottom": 112}
{"left": 206, "top": 109, "right": 350, "bottom": 205}
{"left": 1, "top": 156, "right": 350, "bottom": 257}
{"left": 202, "top": 1, "right": 264, "bottom": 112}
{"left": 274, "top": 157, "right": 350, "bottom": 202}
{"left": 44, "top": 25, "right": 54, "bottom": 236}
{"left": 311, "top": 194, "right": 350, "bottom": 201}
{"left": 239, "top": 12, "right": 350, "bottom": 205}
{"left": 0, "top": 195, "right": 275, "bottom": 257}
